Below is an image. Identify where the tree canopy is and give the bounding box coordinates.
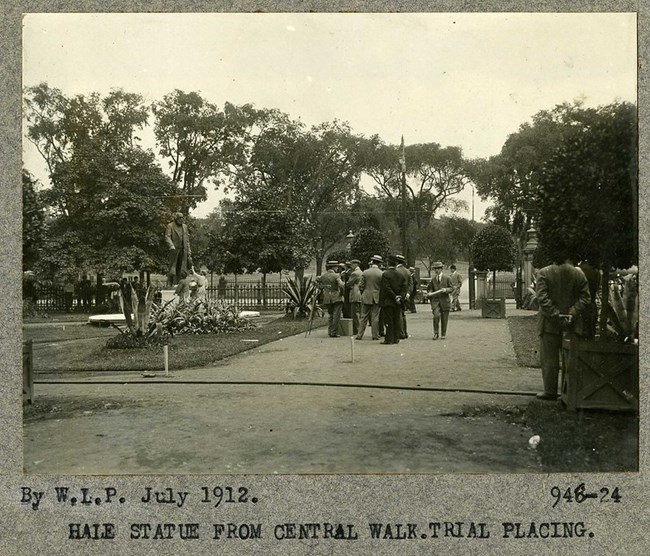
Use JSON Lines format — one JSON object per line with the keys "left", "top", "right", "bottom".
{"left": 536, "top": 101, "right": 637, "bottom": 270}
{"left": 470, "top": 224, "right": 516, "bottom": 273}
{"left": 470, "top": 101, "right": 610, "bottom": 240}
{"left": 24, "top": 84, "right": 178, "bottom": 278}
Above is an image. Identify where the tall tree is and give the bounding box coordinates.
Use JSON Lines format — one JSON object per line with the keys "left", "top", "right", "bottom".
{"left": 225, "top": 111, "right": 364, "bottom": 275}
{"left": 361, "top": 137, "right": 472, "bottom": 262}
{"left": 24, "top": 83, "right": 177, "bottom": 279}
{"left": 536, "top": 102, "right": 637, "bottom": 335}
{"left": 152, "top": 90, "right": 261, "bottom": 214}
{"left": 470, "top": 101, "right": 604, "bottom": 240}
{"left": 22, "top": 170, "right": 46, "bottom": 271}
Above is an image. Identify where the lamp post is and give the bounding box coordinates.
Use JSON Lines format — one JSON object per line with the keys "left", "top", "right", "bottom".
{"left": 346, "top": 230, "right": 355, "bottom": 251}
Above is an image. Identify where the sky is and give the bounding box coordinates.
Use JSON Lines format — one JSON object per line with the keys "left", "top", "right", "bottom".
{"left": 22, "top": 12, "right": 637, "bottom": 219}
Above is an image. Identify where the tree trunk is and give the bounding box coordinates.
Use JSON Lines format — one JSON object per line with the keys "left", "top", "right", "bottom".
{"left": 492, "top": 270, "right": 497, "bottom": 299}
{"left": 294, "top": 267, "right": 305, "bottom": 282}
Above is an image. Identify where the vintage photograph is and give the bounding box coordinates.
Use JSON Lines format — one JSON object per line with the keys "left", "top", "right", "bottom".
{"left": 22, "top": 12, "right": 638, "bottom": 475}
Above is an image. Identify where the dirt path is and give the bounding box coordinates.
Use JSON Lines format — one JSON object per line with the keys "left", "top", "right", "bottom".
{"left": 24, "top": 308, "right": 544, "bottom": 474}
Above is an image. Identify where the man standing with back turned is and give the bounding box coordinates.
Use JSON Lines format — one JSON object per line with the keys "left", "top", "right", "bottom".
{"left": 356, "top": 255, "right": 383, "bottom": 341}
{"left": 380, "top": 255, "right": 407, "bottom": 344}
{"left": 320, "top": 260, "right": 345, "bottom": 338}
{"left": 535, "top": 254, "right": 591, "bottom": 400}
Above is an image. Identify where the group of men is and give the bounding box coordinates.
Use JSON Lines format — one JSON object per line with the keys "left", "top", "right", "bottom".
{"left": 318, "top": 255, "right": 463, "bottom": 344}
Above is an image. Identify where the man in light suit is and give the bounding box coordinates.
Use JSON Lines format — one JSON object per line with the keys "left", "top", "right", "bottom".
{"left": 346, "top": 259, "right": 363, "bottom": 335}
{"left": 319, "top": 260, "right": 345, "bottom": 337}
{"left": 165, "top": 212, "right": 192, "bottom": 287}
{"left": 380, "top": 255, "right": 408, "bottom": 344}
{"left": 355, "top": 255, "right": 383, "bottom": 341}
{"left": 449, "top": 264, "right": 463, "bottom": 312}
{"left": 536, "top": 256, "right": 590, "bottom": 400}
{"left": 427, "top": 261, "right": 454, "bottom": 340}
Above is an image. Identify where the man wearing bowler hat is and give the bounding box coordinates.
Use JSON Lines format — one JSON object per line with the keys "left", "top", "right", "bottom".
{"left": 356, "top": 255, "right": 383, "bottom": 340}
{"left": 320, "top": 260, "right": 345, "bottom": 337}
{"left": 427, "top": 261, "right": 453, "bottom": 340}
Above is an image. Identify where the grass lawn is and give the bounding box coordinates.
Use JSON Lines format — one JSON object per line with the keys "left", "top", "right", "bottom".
{"left": 508, "top": 313, "right": 540, "bottom": 367}
{"left": 501, "top": 312, "right": 638, "bottom": 472}
{"left": 30, "top": 314, "right": 327, "bottom": 374}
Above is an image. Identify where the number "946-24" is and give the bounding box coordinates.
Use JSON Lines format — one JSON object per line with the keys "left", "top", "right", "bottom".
{"left": 551, "top": 483, "right": 621, "bottom": 508}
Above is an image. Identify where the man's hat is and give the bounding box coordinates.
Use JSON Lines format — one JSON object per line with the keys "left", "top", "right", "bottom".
{"left": 350, "top": 259, "right": 360, "bottom": 265}
{"left": 395, "top": 254, "right": 406, "bottom": 262}
{"left": 326, "top": 260, "right": 339, "bottom": 267}
{"left": 370, "top": 255, "right": 383, "bottom": 263}
{"left": 433, "top": 261, "right": 443, "bottom": 269}
{"left": 409, "top": 267, "right": 415, "bottom": 271}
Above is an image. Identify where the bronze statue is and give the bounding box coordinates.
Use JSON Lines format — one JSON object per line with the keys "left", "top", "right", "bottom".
{"left": 165, "top": 212, "right": 192, "bottom": 287}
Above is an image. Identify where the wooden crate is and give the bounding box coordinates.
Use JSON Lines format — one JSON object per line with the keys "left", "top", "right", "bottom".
{"left": 481, "top": 298, "right": 506, "bottom": 319}
{"left": 561, "top": 337, "right": 638, "bottom": 411}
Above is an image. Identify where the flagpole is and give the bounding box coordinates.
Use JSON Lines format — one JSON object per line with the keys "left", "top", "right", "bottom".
{"left": 400, "top": 135, "right": 408, "bottom": 260}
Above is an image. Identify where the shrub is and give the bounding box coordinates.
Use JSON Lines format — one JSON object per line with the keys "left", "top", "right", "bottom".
{"left": 470, "top": 224, "right": 516, "bottom": 298}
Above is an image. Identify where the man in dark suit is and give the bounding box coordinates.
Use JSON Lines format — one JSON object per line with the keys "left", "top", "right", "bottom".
{"left": 427, "top": 261, "right": 453, "bottom": 340}
{"left": 395, "top": 254, "right": 412, "bottom": 338}
{"left": 319, "top": 260, "right": 345, "bottom": 337}
{"left": 380, "top": 255, "right": 408, "bottom": 344}
{"left": 536, "top": 256, "right": 591, "bottom": 400}
{"left": 356, "top": 255, "right": 383, "bottom": 340}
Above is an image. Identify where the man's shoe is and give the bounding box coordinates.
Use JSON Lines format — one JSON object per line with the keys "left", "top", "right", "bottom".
{"left": 380, "top": 341, "right": 392, "bottom": 345}
{"left": 355, "top": 336, "right": 363, "bottom": 340}
{"left": 432, "top": 334, "right": 439, "bottom": 340}
{"left": 535, "top": 392, "right": 558, "bottom": 401}
{"left": 441, "top": 335, "right": 446, "bottom": 340}
{"left": 372, "top": 337, "right": 380, "bottom": 340}
{"left": 330, "top": 334, "right": 340, "bottom": 338}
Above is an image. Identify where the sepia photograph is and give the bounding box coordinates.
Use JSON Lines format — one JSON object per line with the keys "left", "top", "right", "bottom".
{"left": 21, "top": 11, "right": 638, "bottom": 477}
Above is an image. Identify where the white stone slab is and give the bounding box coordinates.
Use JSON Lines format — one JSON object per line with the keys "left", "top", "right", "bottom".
{"left": 88, "top": 314, "right": 128, "bottom": 326}
{"left": 239, "top": 311, "right": 260, "bottom": 318}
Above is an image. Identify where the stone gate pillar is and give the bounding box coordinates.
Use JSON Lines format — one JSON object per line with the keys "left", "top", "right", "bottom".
{"left": 522, "top": 228, "right": 539, "bottom": 290}
{"left": 476, "top": 271, "right": 488, "bottom": 304}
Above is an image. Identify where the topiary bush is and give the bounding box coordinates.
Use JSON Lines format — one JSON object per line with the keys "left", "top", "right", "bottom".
{"left": 350, "top": 227, "right": 390, "bottom": 269}
{"left": 470, "top": 224, "right": 516, "bottom": 299}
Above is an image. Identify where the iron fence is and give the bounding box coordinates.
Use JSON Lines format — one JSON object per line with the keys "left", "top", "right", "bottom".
{"left": 206, "top": 282, "right": 287, "bottom": 310}
{"left": 27, "top": 277, "right": 294, "bottom": 313}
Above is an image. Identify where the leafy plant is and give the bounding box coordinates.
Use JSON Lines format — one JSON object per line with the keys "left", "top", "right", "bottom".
{"left": 281, "top": 275, "right": 319, "bottom": 319}
{"left": 151, "top": 298, "right": 258, "bottom": 335}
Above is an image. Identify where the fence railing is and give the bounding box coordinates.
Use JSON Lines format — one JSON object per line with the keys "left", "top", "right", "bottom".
{"left": 28, "top": 279, "right": 291, "bottom": 313}
{"left": 206, "top": 283, "right": 286, "bottom": 310}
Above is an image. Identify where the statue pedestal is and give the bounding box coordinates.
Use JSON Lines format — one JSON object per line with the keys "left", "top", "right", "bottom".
{"left": 160, "top": 289, "right": 177, "bottom": 304}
